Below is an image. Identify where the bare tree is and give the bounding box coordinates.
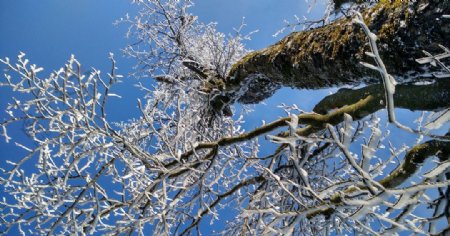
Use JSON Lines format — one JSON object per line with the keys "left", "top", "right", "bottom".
{"left": 1, "top": 0, "right": 449, "bottom": 235}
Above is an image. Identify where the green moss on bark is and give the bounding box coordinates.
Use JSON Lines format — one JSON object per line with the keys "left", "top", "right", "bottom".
{"left": 227, "top": 0, "right": 449, "bottom": 104}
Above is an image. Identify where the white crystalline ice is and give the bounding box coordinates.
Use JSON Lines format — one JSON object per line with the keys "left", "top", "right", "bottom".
{"left": 424, "top": 109, "right": 450, "bottom": 130}
{"left": 423, "top": 161, "right": 450, "bottom": 179}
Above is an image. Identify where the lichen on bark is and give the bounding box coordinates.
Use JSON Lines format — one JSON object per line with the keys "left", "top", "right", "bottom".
{"left": 225, "top": 0, "right": 450, "bottom": 104}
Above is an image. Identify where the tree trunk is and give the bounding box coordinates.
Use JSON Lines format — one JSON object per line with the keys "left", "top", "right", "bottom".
{"left": 225, "top": 0, "right": 450, "bottom": 104}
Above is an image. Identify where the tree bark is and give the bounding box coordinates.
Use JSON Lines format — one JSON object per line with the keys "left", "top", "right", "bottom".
{"left": 313, "top": 78, "right": 450, "bottom": 114}
{"left": 225, "top": 0, "right": 450, "bottom": 104}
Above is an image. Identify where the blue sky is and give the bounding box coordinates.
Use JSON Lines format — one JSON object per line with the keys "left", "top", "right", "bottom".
{"left": 0, "top": 0, "right": 330, "bottom": 165}
{"left": 0, "top": 0, "right": 326, "bottom": 121}
{"left": 0, "top": 1, "right": 328, "bottom": 234}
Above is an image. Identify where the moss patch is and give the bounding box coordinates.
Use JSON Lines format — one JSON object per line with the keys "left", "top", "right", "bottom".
{"left": 226, "top": 0, "right": 449, "bottom": 104}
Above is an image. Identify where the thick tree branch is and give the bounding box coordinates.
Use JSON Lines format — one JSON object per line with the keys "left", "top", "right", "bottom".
{"left": 379, "top": 139, "right": 450, "bottom": 188}
{"left": 168, "top": 80, "right": 448, "bottom": 171}
{"left": 313, "top": 78, "right": 450, "bottom": 114}
{"left": 226, "top": 0, "right": 449, "bottom": 104}
{"left": 306, "top": 137, "right": 450, "bottom": 220}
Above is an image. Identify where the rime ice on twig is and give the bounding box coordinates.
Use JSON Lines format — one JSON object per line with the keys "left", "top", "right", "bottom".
{"left": 416, "top": 44, "right": 450, "bottom": 78}
{"left": 352, "top": 12, "right": 397, "bottom": 123}
{"left": 1, "top": 1, "right": 450, "bottom": 235}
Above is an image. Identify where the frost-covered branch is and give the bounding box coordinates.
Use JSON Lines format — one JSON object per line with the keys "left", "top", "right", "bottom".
{"left": 273, "top": 0, "right": 376, "bottom": 37}
{"left": 119, "top": 0, "right": 251, "bottom": 80}
{"left": 352, "top": 11, "right": 397, "bottom": 123}
{"left": 416, "top": 44, "right": 450, "bottom": 79}
{"left": 1, "top": 0, "right": 449, "bottom": 235}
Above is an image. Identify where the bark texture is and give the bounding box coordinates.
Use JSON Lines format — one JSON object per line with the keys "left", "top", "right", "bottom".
{"left": 313, "top": 78, "right": 450, "bottom": 114}
{"left": 225, "top": 0, "right": 450, "bottom": 104}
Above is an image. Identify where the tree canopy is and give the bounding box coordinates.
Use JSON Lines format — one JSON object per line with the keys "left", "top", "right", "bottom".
{"left": 0, "top": 0, "right": 449, "bottom": 235}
